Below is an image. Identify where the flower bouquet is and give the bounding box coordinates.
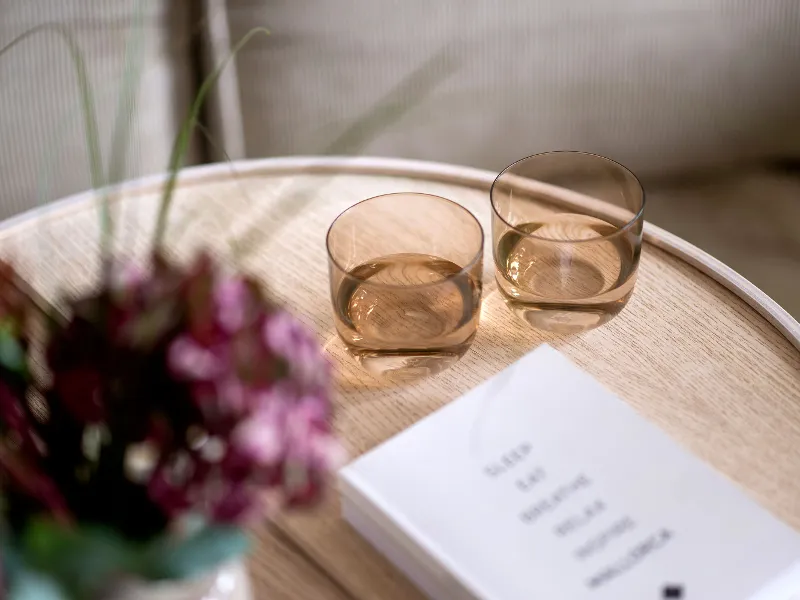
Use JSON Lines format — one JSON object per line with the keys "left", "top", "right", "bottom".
{"left": 0, "top": 22, "right": 375, "bottom": 600}
{"left": 0, "top": 7, "right": 452, "bottom": 595}
{"left": 0, "top": 253, "right": 341, "bottom": 600}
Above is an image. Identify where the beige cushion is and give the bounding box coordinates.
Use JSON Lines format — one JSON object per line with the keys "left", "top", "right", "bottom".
{"left": 0, "top": 0, "right": 199, "bottom": 219}
{"left": 220, "top": 0, "right": 800, "bottom": 177}
{"left": 647, "top": 166, "right": 800, "bottom": 317}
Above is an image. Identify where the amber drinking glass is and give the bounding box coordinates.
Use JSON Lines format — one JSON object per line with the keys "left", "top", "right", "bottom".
{"left": 491, "top": 152, "right": 645, "bottom": 333}
{"left": 327, "top": 193, "right": 484, "bottom": 379}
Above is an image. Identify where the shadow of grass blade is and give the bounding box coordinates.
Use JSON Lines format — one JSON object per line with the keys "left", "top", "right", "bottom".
{"left": 229, "top": 46, "right": 460, "bottom": 260}
{"left": 157, "top": 122, "right": 253, "bottom": 256}
{"left": 321, "top": 46, "right": 457, "bottom": 157}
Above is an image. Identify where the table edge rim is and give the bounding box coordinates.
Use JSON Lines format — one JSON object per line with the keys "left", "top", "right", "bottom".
{"left": 4, "top": 155, "right": 798, "bottom": 351}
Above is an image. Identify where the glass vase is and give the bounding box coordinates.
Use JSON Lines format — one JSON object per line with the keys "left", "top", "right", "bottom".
{"left": 103, "top": 560, "right": 253, "bottom": 600}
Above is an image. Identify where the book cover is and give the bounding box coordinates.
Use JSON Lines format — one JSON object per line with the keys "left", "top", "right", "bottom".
{"left": 340, "top": 345, "right": 800, "bottom": 600}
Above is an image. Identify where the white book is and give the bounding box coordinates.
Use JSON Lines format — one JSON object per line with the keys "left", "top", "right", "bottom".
{"left": 339, "top": 344, "right": 800, "bottom": 600}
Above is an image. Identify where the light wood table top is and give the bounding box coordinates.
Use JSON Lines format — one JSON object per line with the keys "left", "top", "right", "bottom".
{"left": 2, "top": 157, "right": 799, "bottom": 599}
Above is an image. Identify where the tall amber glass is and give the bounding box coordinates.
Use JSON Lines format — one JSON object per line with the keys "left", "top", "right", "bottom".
{"left": 491, "top": 152, "right": 645, "bottom": 332}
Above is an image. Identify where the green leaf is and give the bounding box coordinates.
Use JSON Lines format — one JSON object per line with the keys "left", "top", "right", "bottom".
{"left": 138, "top": 525, "right": 249, "bottom": 581}
{"left": 0, "top": 328, "right": 26, "bottom": 374}
{"left": 21, "top": 519, "right": 136, "bottom": 598}
{"left": 2, "top": 538, "right": 24, "bottom": 586}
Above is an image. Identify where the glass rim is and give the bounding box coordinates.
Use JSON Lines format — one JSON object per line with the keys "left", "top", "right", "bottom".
{"left": 325, "top": 192, "right": 485, "bottom": 289}
{"left": 490, "top": 151, "right": 646, "bottom": 244}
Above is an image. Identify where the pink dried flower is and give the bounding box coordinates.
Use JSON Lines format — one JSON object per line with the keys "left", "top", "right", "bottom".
{"left": 208, "top": 483, "right": 259, "bottom": 522}
{"left": 263, "top": 311, "right": 331, "bottom": 387}
{"left": 168, "top": 335, "right": 225, "bottom": 381}
{"left": 27, "top": 252, "right": 342, "bottom": 531}
{"left": 146, "top": 256, "right": 343, "bottom": 524}
{"left": 284, "top": 396, "right": 345, "bottom": 474}
{"left": 214, "top": 279, "right": 251, "bottom": 333}
{"left": 216, "top": 377, "right": 249, "bottom": 415}
{"left": 147, "top": 467, "right": 193, "bottom": 517}
{"left": 231, "top": 413, "right": 283, "bottom": 465}
{"left": 111, "top": 261, "right": 147, "bottom": 293}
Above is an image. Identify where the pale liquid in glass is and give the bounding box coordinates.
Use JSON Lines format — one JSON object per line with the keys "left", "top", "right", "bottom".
{"left": 333, "top": 252, "right": 481, "bottom": 378}
{"left": 495, "top": 213, "right": 639, "bottom": 332}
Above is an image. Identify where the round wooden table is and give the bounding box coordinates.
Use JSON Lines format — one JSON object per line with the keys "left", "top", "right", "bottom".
{"left": 2, "top": 157, "right": 799, "bottom": 600}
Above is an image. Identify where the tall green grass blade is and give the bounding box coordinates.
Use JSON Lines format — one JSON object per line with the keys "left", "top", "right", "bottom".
{"left": 0, "top": 25, "right": 105, "bottom": 248}
{"left": 152, "top": 27, "right": 271, "bottom": 248}
{"left": 97, "top": 1, "right": 148, "bottom": 273}
{"left": 159, "top": 123, "right": 252, "bottom": 253}
{"left": 105, "top": 0, "right": 148, "bottom": 252}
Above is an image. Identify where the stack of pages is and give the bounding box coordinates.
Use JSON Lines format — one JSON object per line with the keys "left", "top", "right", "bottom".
{"left": 339, "top": 345, "right": 800, "bottom": 599}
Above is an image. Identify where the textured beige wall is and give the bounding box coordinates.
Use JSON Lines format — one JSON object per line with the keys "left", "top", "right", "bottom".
{"left": 221, "top": 1, "right": 800, "bottom": 177}
{"left": 0, "top": 0, "right": 199, "bottom": 219}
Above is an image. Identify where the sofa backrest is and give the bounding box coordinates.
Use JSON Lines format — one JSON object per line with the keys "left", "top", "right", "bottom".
{"left": 215, "top": 0, "right": 800, "bottom": 178}
{"left": 0, "top": 0, "right": 198, "bottom": 219}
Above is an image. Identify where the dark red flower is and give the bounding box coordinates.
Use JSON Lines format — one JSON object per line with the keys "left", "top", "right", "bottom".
{"left": 0, "top": 252, "right": 342, "bottom": 537}
{"left": 51, "top": 368, "right": 104, "bottom": 423}
{"left": 0, "top": 445, "right": 70, "bottom": 522}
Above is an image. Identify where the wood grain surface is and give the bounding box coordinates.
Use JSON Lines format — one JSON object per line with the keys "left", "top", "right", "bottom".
{"left": 1, "top": 157, "right": 798, "bottom": 599}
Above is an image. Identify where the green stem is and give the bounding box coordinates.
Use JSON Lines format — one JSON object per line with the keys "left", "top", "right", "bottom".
{"left": 152, "top": 27, "right": 270, "bottom": 249}
{"left": 0, "top": 25, "right": 105, "bottom": 251}
{"left": 104, "top": 0, "right": 147, "bottom": 264}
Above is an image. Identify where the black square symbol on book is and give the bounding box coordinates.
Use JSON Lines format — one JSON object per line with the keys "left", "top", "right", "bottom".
{"left": 663, "top": 584, "right": 683, "bottom": 598}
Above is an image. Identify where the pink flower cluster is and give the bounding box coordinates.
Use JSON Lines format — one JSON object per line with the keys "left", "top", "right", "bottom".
{"left": 146, "top": 269, "right": 344, "bottom": 524}
{"left": 0, "top": 254, "right": 343, "bottom": 531}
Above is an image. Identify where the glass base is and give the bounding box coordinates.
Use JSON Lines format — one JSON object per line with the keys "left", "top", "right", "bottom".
{"left": 354, "top": 350, "right": 467, "bottom": 380}
{"left": 105, "top": 560, "right": 253, "bottom": 600}
{"left": 502, "top": 298, "right": 625, "bottom": 334}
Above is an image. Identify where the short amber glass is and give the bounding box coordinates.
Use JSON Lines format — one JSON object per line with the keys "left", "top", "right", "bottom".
{"left": 327, "top": 193, "right": 484, "bottom": 379}
{"left": 491, "top": 152, "right": 645, "bottom": 332}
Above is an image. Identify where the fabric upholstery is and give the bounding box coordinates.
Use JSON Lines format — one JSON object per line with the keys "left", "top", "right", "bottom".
{"left": 221, "top": 0, "right": 800, "bottom": 177}
{"left": 645, "top": 166, "right": 800, "bottom": 317}
{"left": 0, "top": 0, "right": 198, "bottom": 219}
